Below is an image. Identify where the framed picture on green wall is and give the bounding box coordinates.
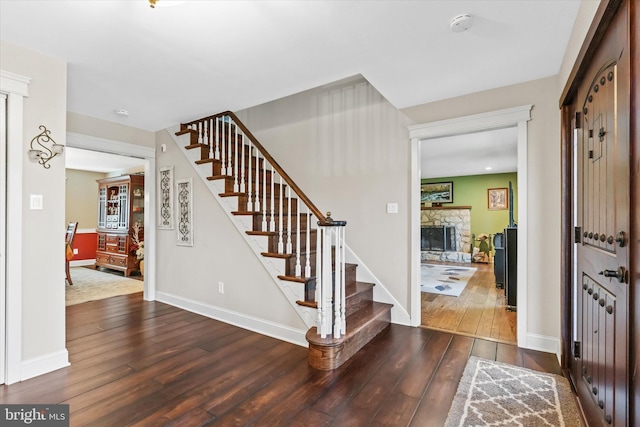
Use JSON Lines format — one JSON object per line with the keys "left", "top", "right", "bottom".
{"left": 488, "top": 187, "right": 508, "bottom": 210}
{"left": 421, "top": 181, "right": 453, "bottom": 205}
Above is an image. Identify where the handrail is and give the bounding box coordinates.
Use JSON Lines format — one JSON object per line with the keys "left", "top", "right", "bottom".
{"left": 183, "top": 111, "right": 329, "bottom": 225}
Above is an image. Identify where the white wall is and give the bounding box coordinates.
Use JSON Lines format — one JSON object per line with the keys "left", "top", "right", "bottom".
{"left": 236, "top": 76, "right": 413, "bottom": 311}
{"left": 1, "top": 41, "right": 68, "bottom": 374}
{"left": 65, "top": 169, "right": 106, "bottom": 228}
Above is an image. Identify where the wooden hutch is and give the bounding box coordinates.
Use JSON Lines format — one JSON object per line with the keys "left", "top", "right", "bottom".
{"left": 95, "top": 174, "right": 144, "bottom": 276}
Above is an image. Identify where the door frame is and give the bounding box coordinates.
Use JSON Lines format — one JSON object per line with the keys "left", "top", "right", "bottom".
{"left": 66, "top": 132, "right": 156, "bottom": 301}
{"left": 0, "top": 70, "right": 30, "bottom": 384}
{"left": 409, "top": 104, "right": 532, "bottom": 347}
{"left": 0, "top": 92, "right": 7, "bottom": 385}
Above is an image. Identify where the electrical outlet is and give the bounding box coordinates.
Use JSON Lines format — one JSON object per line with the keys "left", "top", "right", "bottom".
{"left": 218, "top": 282, "right": 224, "bottom": 294}
{"left": 73, "top": 248, "right": 79, "bottom": 255}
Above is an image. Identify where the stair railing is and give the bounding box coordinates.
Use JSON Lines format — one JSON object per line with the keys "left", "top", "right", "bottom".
{"left": 181, "top": 111, "right": 347, "bottom": 338}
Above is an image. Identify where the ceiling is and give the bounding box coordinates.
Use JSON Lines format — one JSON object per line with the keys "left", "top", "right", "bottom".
{"left": 421, "top": 126, "right": 518, "bottom": 179}
{"left": 1, "top": 0, "right": 581, "bottom": 133}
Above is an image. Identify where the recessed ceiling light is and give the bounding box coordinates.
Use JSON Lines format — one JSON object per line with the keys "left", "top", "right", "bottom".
{"left": 450, "top": 14, "right": 474, "bottom": 33}
{"left": 485, "top": 166, "right": 492, "bottom": 170}
{"left": 115, "top": 109, "right": 129, "bottom": 117}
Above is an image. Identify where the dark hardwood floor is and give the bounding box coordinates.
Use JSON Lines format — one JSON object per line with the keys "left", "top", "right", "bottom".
{"left": 1, "top": 293, "right": 564, "bottom": 426}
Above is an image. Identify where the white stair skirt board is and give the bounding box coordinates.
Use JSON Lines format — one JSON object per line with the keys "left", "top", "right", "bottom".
{"left": 420, "top": 263, "right": 477, "bottom": 297}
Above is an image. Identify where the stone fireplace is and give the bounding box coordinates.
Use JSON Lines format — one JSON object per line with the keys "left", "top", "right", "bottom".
{"left": 420, "top": 206, "right": 472, "bottom": 263}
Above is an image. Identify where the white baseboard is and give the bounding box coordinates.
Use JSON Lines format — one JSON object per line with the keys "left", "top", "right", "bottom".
{"left": 525, "top": 333, "right": 561, "bottom": 362}
{"left": 21, "top": 349, "right": 70, "bottom": 381}
{"left": 155, "top": 291, "right": 308, "bottom": 347}
{"left": 70, "top": 259, "right": 96, "bottom": 267}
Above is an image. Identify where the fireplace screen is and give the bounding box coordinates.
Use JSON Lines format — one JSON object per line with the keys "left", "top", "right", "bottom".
{"left": 421, "top": 226, "right": 456, "bottom": 252}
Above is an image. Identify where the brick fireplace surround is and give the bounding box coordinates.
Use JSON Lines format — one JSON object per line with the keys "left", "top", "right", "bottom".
{"left": 420, "top": 206, "right": 472, "bottom": 263}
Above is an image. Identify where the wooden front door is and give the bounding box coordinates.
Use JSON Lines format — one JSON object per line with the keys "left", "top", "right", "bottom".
{"left": 568, "top": 3, "right": 630, "bottom": 425}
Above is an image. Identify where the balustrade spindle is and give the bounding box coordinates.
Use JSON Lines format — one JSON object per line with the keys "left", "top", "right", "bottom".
{"left": 214, "top": 117, "right": 220, "bottom": 160}
{"left": 208, "top": 119, "right": 214, "bottom": 159}
{"left": 269, "top": 165, "right": 276, "bottom": 232}
{"left": 254, "top": 147, "right": 260, "bottom": 212}
{"left": 278, "top": 175, "right": 284, "bottom": 254}
{"left": 295, "top": 207, "right": 301, "bottom": 277}
{"left": 198, "top": 121, "right": 203, "bottom": 145}
{"left": 233, "top": 125, "right": 239, "bottom": 192}
{"left": 227, "top": 118, "right": 233, "bottom": 176}
{"left": 261, "top": 156, "right": 268, "bottom": 231}
{"left": 240, "top": 130, "right": 246, "bottom": 193}
{"left": 246, "top": 140, "right": 253, "bottom": 211}
{"left": 305, "top": 209, "right": 311, "bottom": 278}
{"left": 220, "top": 117, "right": 226, "bottom": 174}
{"left": 286, "top": 186, "right": 292, "bottom": 254}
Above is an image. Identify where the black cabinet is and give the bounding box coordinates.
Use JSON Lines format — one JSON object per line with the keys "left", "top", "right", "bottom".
{"left": 504, "top": 227, "right": 517, "bottom": 311}
{"left": 493, "top": 233, "right": 504, "bottom": 288}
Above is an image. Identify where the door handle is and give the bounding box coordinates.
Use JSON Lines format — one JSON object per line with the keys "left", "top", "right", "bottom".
{"left": 599, "top": 267, "right": 627, "bottom": 283}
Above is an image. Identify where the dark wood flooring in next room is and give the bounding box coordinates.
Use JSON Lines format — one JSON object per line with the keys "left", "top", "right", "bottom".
{"left": 0, "top": 293, "right": 561, "bottom": 426}
{"left": 421, "top": 261, "right": 517, "bottom": 343}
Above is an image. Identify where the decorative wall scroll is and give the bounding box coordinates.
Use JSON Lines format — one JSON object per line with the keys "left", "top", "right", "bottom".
{"left": 158, "top": 166, "right": 174, "bottom": 229}
{"left": 176, "top": 178, "right": 194, "bottom": 246}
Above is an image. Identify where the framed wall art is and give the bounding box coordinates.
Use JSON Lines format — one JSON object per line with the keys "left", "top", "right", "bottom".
{"left": 176, "top": 177, "right": 194, "bottom": 246}
{"left": 158, "top": 166, "right": 174, "bottom": 229}
{"left": 488, "top": 187, "right": 508, "bottom": 210}
{"left": 421, "top": 181, "right": 454, "bottom": 205}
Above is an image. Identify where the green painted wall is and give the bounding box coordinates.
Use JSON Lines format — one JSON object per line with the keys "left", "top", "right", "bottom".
{"left": 422, "top": 173, "right": 518, "bottom": 241}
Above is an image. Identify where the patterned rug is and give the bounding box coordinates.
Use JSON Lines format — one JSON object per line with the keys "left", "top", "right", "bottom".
{"left": 66, "top": 267, "right": 143, "bottom": 306}
{"left": 421, "top": 263, "right": 477, "bottom": 297}
{"left": 445, "top": 357, "right": 582, "bottom": 426}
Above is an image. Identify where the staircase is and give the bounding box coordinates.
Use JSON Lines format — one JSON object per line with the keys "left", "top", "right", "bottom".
{"left": 175, "top": 111, "right": 392, "bottom": 370}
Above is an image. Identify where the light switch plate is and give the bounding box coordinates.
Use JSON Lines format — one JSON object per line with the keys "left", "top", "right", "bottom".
{"left": 386, "top": 203, "right": 398, "bottom": 214}
{"left": 30, "top": 194, "right": 43, "bottom": 210}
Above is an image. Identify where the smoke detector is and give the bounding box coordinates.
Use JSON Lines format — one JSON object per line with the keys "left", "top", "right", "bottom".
{"left": 450, "top": 14, "right": 473, "bottom": 33}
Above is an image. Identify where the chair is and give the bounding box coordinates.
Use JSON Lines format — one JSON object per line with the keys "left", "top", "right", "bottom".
{"left": 65, "top": 222, "right": 78, "bottom": 285}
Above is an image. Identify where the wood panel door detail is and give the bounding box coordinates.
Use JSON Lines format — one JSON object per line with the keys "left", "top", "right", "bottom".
{"left": 573, "top": 59, "right": 629, "bottom": 426}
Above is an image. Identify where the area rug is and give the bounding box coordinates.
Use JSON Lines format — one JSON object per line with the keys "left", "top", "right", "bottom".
{"left": 445, "top": 357, "right": 581, "bottom": 427}
{"left": 66, "top": 267, "right": 143, "bottom": 306}
{"left": 421, "top": 263, "right": 477, "bottom": 297}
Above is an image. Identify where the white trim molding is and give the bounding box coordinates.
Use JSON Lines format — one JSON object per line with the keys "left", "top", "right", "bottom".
{"left": 526, "top": 333, "right": 561, "bottom": 363}
{"left": 1, "top": 69, "right": 30, "bottom": 384}
{"left": 155, "top": 291, "right": 308, "bottom": 347}
{"left": 409, "top": 105, "right": 532, "bottom": 351}
{"left": 20, "top": 349, "right": 70, "bottom": 382}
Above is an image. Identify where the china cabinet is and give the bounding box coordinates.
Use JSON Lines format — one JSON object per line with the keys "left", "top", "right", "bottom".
{"left": 95, "top": 174, "right": 144, "bottom": 276}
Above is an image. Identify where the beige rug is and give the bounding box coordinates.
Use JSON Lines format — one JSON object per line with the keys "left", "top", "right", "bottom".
{"left": 66, "top": 267, "right": 143, "bottom": 306}
{"left": 421, "top": 263, "right": 477, "bottom": 297}
{"left": 445, "top": 357, "right": 581, "bottom": 426}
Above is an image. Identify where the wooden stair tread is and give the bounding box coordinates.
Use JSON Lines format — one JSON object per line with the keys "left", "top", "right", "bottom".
{"left": 296, "top": 300, "right": 317, "bottom": 308}
{"left": 262, "top": 252, "right": 295, "bottom": 259}
{"left": 278, "top": 275, "right": 308, "bottom": 283}
{"left": 306, "top": 301, "right": 392, "bottom": 347}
